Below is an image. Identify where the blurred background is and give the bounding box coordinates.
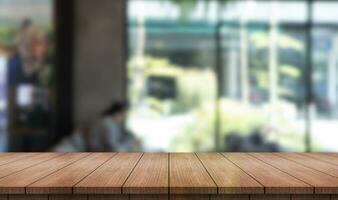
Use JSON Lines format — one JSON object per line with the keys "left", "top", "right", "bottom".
{"left": 0, "top": 0, "right": 337, "bottom": 152}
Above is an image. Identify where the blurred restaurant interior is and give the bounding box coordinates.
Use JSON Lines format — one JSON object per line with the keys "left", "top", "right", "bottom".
{"left": 0, "top": 0, "right": 338, "bottom": 152}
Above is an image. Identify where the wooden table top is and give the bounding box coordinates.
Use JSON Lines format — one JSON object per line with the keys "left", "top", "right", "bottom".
{"left": 0, "top": 153, "right": 338, "bottom": 196}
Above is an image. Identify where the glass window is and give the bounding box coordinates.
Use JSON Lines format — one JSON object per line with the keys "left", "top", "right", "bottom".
{"left": 219, "top": 1, "right": 307, "bottom": 152}
{"left": 311, "top": 28, "right": 338, "bottom": 151}
{"left": 314, "top": 1, "right": 338, "bottom": 23}
{"left": 127, "top": 0, "right": 338, "bottom": 152}
{"left": 0, "top": 0, "right": 55, "bottom": 151}
{"left": 128, "top": 0, "right": 217, "bottom": 151}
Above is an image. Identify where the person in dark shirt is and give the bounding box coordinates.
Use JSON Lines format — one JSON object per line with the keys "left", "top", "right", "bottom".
{"left": 7, "top": 54, "right": 38, "bottom": 87}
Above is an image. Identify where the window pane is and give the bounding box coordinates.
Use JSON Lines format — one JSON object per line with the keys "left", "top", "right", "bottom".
{"left": 127, "top": 0, "right": 333, "bottom": 152}
{"left": 314, "top": 1, "right": 338, "bottom": 23}
{"left": 0, "top": 0, "right": 54, "bottom": 151}
{"left": 311, "top": 28, "right": 338, "bottom": 151}
{"left": 127, "top": 0, "right": 216, "bottom": 151}
{"left": 310, "top": 1, "right": 338, "bottom": 151}
{"left": 220, "top": 1, "right": 307, "bottom": 152}
{"left": 221, "top": 1, "right": 307, "bottom": 23}
{"left": 128, "top": 0, "right": 218, "bottom": 25}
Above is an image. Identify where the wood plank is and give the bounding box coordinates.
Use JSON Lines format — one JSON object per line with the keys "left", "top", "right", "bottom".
{"left": 88, "top": 195, "right": 129, "bottom": 200}
{"left": 251, "top": 153, "right": 338, "bottom": 194}
{"left": 75, "top": 153, "right": 142, "bottom": 194}
{"left": 222, "top": 153, "right": 312, "bottom": 194}
{"left": 304, "top": 153, "right": 338, "bottom": 166}
{"left": 170, "top": 153, "right": 217, "bottom": 194}
{"left": 8, "top": 195, "right": 48, "bottom": 200}
{"left": 197, "top": 153, "right": 263, "bottom": 194}
{"left": 210, "top": 195, "right": 249, "bottom": 200}
{"left": 27, "top": 153, "right": 114, "bottom": 194}
{"left": 123, "top": 153, "right": 168, "bottom": 194}
{"left": 130, "top": 195, "right": 168, "bottom": 200}
{"left": 0, "top": 153, "right": 89, "bottom": 194}
{"left": 170, "top": 195, "right": 209, "bottom": 200}
{"left": 322, "top": 153, "right": 338, "bottom": 155}
{"left": 0, "top": 154, "right": 38, "bottom": 167}
{"left": 250, "top": 195, "right": 290, "bottom": 200}
{"left": 0, "top": 153, "right": 59, "bottom": 180}
{"left": 48, "top": 195, "right": 87, "bottom": 200}
{"left": 278, "top": 153, "right": 338, "bottom": 178}
{"left": 332, "top": 195, "right": 338, "bottom": 200}
{"left": 291, "top": 195, "right": 330, "bottom": 200}
{"left": 0, "top": 195, "right": 7, "bottom": 200}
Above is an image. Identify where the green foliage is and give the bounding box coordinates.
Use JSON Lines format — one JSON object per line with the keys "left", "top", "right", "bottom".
{"left": 171, "top": 0, "right": 233, "bottom": 21}
{"left": 249, "top": 31, "right": 304, "bottom": 102}
{"left": 0, "top": 27, "right": 16, "bottom": 48}
{"left": 128, "top": 56, "right": 216, "bottom": 115}
{"left": 128, "top": 56, "right": 306, "bottom": 152}
{"left": 128, "top": 4, "right": 310, "bottom": 150}
{"left": 279, "top": 64, "right": 301, "bottom": 78}
{"left": 250, "top": 31, "right": 304, "bottom": 51}
{"left": 171, "top": 99, "right": 265, "bottom": 151}
{"left": 171, "top": 99, "right": 306, "bottom": 151}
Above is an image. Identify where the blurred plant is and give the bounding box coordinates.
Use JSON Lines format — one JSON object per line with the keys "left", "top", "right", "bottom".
{"left": 127, "top": 56, "right": 216, "bottom": 116}
{"left": 249, "top": 31, "right": 303, "bottom": 103}
{"left": 171, "top": 99, "right": 306, "bottom": 152}
{"left": 127, "top": 0, "right": 313, "bottom": 151}
{"left": 128, "top": 55, "right": 306, "bottom": 152}
{"left": 171, "top": 0, "right": 233, "bottom": 21}
{"left": 0, "top": 27, "right": 16, "bottom": 53}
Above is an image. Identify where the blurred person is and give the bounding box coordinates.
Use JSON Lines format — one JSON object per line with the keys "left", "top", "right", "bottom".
{"left": 7, "top": 19, "right": 51, "bottom": 151}
{"left": 15, "top": 18, "right": 48, "bottom": 80}
{"left": 8, "top": 18, "right": 48, "bottom": 86}
{"left": 53, "top": 101, "right": 141, "bottom": 152}
{"left": 88, "top": 101, "right": 140, "bottom": 151}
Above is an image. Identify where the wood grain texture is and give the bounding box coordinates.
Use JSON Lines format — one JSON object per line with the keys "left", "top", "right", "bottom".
{"left": 27, "top": 153, "right": 114, "bottom": 194}
{"left": 291, "top": 195, "right": 330, "bottom": 200}
{"left": 223, "top": 153, "right": 312, "bottom": 194}
{"left": 88, "top": 195, "right": 129, "bottom": 200}
{"left": 0, "top": 153, "right": 89, "bottom": 194}
{"left": 3, "top": 153, "right": 338, "bottom": 198}
{"left": 130, "top": 195, "right": 168, "bottom": 200}
{"left": 0, "top": 153, "right": 59, "bottom": 180}
{"left": 170, "top": 195, "right": 210, "bottom": 200}
{"left": 211, "top": 195, "right": 249, "bottom": 200}
{"left": 8, "top": 195, "right": 48, "bottom": 200}
{"left": 277, "top": 153, "right": 338, "bottom": 178}
{"left": 197, "top": 153, "right": 263, "bottom": 194}
{"left": 251, "top": 153, "right": 338, "bottom": 194}
{"left": 0, "top": 154, "right": 38, "bottom": 167}
{"left": 0, "top": 195, "right": 7, "bottom": 200}
{"left": 123, "top": 153, "right": 168, "bottom": 194}
{"left": 75, "top": 153, "right": 142, "bottom": 194}
{"left": 48, "top": 195, "right": 87, "bottom": 200}
{"left": 304, "top": 153, "right": 338, "bottom": 166}
{"left": 170, "top": 153, "right": 217, "bottom": 194}
{"left": 250, "top": 195, "right": 290, "bottom": 200}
